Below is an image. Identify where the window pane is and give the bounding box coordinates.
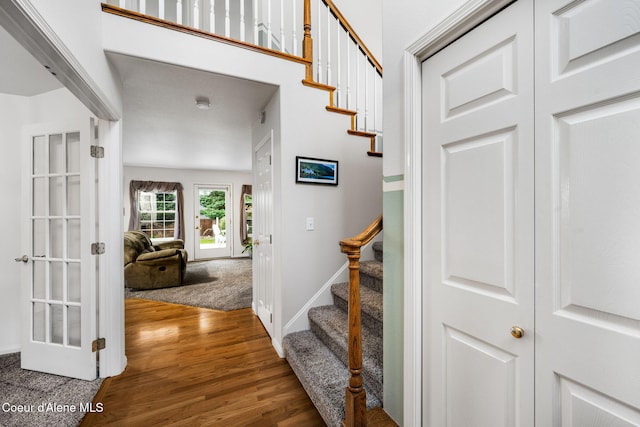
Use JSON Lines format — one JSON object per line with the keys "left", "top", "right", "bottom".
{"left": 33, "top": 261, "right": 46, "bottom": 300}
{"left": 68, "top": 305, "right": 81, "bottom": 347}
{"left": 50, "top": 219, "right": 64, "bottom": 259}
{"left": 49, "top": 176, "right": 64, "bottom": 216}
{"left": 67, "top": 175, "right": 80, "bottom": 216}
{"left": 50, "top": 304, "right": 63, "bottom": 344}
{"left": 33, "top": 135, "right": 47, "bottom": 175}
{"left": 33, "top": 177, "right": 46, "bottom": 217}
{"left": 68, "top": 219, "right": 81, "bottom": 260}
{"left": 33, "top": 219, "right": 46, "bottom": 258}
{"left": 51, "top": 262, "right": 63, "bottom": 301}
{"left": 49, "top": 134, "right": 64, "bottom": 174}
{"left": 33, "top": 302, "right": 46, "bottom": 342}
{"left": 68, "top": 263, "right": 81, "bottom": 303}
{"left": 66, "top": 132, "right": 80, "bottom": 173}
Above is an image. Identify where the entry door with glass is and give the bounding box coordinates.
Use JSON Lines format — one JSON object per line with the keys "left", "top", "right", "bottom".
{"left": 194, "top": 185, "right": 232, "bottom": 259}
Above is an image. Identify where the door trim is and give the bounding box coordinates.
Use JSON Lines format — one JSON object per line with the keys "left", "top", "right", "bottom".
{"left": 403, "top": 0, "right": 514, "bottom": 424}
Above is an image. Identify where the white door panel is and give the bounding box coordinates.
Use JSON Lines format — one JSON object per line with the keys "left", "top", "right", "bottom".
{"left": 422, "top": 1, "right": 535, "bottom": 426}
{"left": 21, "top": 119, "right": 97, "bottom": 380}
{"left": 535, "top": 0, "right": 640, "bottom": 423}
{"left": 254, "top": 133, "right": 273, "bottom": 336}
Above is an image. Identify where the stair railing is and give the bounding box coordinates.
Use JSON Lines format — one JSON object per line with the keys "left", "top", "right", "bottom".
{"left": 339, "top": 215, "right": 383, "bottom": 427}
{"left": 104, "top": 0, "right": 382, "bottom": 151}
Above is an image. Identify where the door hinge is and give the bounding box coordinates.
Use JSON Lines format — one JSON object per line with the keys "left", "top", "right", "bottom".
{"left": 270, "top": 313, "right": 273, "bottom": 323}
{"left": 91, "top": 242, "right": 105, "bottom": 255}
{"left": 90, "top": 145, "right": 104, "bottom": 158}
{"left": 269, "top": 155, "right": 272, "bottom": 165}
{"left": 92, "top": 338, "right": 106, "bottom": 352}
{"left": 270, "top": 234, "right": 272, "bottom": 244}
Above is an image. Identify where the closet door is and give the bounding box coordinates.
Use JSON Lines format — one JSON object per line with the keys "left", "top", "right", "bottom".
{"left": 421, "top": 1, "right": 534, "bottom": 425}
{"left": 535, "top": 0, "right": 640, "bottom": 424}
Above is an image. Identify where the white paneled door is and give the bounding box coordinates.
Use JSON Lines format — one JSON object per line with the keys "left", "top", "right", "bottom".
{"left": 20, "top": 119, "right": 98, "bottom": 380}
{"left": 535, "top": 0, "right": 640, "bottom": 424}
{"left": 422, "top": 0, "right": 640, "bottom": 425}
{"left": 422, "top": 1, "right": 535, "bottom": 425}
{"left": 254, "top": 132, "right": 274, "bottom": 336}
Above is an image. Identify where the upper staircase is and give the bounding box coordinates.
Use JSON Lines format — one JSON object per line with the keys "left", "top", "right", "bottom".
{"left": 102, "top": 0, "right": 383, "bottom": 155}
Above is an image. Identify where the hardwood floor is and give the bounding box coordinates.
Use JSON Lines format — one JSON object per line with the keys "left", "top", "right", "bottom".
{"left": 81, "top": 299, "right": 325, "bottom": 426}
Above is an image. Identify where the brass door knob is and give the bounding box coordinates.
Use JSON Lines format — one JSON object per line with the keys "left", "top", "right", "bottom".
{"left": 510, "top": 326, "right": 524, "bottom": 339}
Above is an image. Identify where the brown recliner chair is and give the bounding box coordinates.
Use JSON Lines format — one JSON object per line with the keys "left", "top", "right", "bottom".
{"left": 124, "top": 230, "right": 188, "bottom": 289}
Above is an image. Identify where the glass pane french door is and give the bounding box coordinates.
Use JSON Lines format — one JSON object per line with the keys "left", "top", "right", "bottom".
{"left": 194, "top": 185, "right": 232, "bottom": 259}
{"left": 21, "top": 120, "right": 97, "bottom": 380}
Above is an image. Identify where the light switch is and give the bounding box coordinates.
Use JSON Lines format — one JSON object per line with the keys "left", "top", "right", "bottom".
{"left": 306, "top": 217, "right": 314, "bottom": 231}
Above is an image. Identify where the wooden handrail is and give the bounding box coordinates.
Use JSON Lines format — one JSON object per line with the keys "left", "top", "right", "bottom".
{"left": 322, "top": 0, "right": 383, "bottom": 76}
{"left": 339, "top": 215, "right": 383, "bottom": 427}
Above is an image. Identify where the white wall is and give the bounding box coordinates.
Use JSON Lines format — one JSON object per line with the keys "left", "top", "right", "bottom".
{"left": 382, "top": 0, "right": 468, "bottom": 176}
{"left": 0, "top": 94, "right": 29, "bottom": 355}
{"left": 123, "top": 166, "right": 253, "bottom": 258}
{"left": 333, "top": 0, "right": 382, "bottom": 63}
{"left": 0, "top": 88, "right": 93, "bottom": 355}
{"left": 29, "top": 0, "right": 123, "bottom": 118}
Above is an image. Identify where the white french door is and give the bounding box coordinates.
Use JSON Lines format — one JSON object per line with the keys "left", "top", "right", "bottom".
{"left": 20, "top": 119, "right": 98, "bottom": 381}
{"left": 254, "top": 132, "right": 273, "bottom": 336}
{"left": 194, "top": 184, "right": 232, "bottom": 259}
{"left": 422, "top": 1, "right": 535, "bottom": 425}
{"left": 422, "top": 0, "right": 640, "bottom": 425}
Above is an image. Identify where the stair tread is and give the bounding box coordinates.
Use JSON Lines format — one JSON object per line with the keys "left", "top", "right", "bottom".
{"left": 331, "top": 282, "right": 383, "bottom": 324}
{"left": 360, "top": 260, "right": 383, "bottom": 281}
{"left": 284, "top": 330, "right": 381, "bottom": 427}
{"left": 309, "top": 305, "right": 383, "bottom": 373}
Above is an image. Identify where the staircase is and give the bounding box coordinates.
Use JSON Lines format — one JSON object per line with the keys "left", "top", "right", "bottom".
{"left": 283, "top": 241, "right": 384, "bottom": 427}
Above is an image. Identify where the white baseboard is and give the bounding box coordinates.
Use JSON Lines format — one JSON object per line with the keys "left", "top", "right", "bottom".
{"left": 272, "top": 337, "right": 285, "bottom": 358}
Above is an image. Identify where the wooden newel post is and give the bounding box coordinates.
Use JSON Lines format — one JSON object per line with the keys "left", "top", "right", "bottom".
{"left": 302, "top": 0, "right": 313, "bottom": 81}
{"left": 340, "top": 239, "right": 367, "bottom": 427}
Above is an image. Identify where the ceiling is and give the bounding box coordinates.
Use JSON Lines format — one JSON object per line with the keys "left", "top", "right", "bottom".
{"left": 0, "top": 25, "right": 63, "bottom": 96}
{"left": 108, "top": 53, "right": 278, "bottom": 172}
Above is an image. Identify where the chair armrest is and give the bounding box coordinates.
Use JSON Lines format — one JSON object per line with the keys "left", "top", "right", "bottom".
{"left": 136, "top": 248, "right": 181, "bottom": 262}
{"left": 155, "top": 240, "right": 184, "bottom": 250}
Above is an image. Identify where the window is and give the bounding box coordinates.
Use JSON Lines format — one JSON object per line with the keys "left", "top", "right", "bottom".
{"left": 128, "top": 180, "right": 185, "bottom": 241}
{"left": 138, "top": 191, "right": 177, "bottom": 241}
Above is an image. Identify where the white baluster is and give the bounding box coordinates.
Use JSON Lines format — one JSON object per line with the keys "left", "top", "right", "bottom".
{"left": 364, "top": 56, "right": 369, "bottom": 132}
{"left": 316, "top": 0, "right": 322, "bottom": 82}
{"left": 176, "top": 0, "right": 183, "bottom": 24}
{"left": 336, "top": 24, "right": 341, "bottom": 108}
{"left": 346, "top": 39, "right": 351, "bottom": 110}
{"left": 193, "top": 0, "right": 200, "bottom": 29}
{"left": 240, "top": 0, "right": 245, "bottom": 41}
{"left": 140, "top": 0, "right": 146, "bottom": 14}
{"left": 210, "top": 0, "right": 215, "bottom": 33}
{"left": 355, "top": 52, "right": 360, "bottom": 129}
{"left": 119, "top": 0, "right": 126, "bottom": 8}
{"left": 326, "top": 7, "right": 331, "bottom": 86}
{"left": 280, "top": 0, "right": 285, "bottom": 52}
{"left": 225, "top": 0, "right": 230, "bottom": 37}
{"left": 158, "top": 0, "right": 164, "bottom": 19}
{"left": 291, "top": 0, "right": 297, "bottom": 56}
{"left": 253, "top": 0, "right": 258, "bottom": 45}
{"left": 371, "top": 67, "right": 375, "bottom": 133}
{"left": 267, "top": 0, "right": 272, "bottom": 49}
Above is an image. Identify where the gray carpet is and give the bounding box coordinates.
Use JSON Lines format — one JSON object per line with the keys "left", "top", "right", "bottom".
{"left": 125, "top": 258, "right": 253, "bottom": 311}
{"left": 0, "top": 353, "right": 103, "bottom": 427}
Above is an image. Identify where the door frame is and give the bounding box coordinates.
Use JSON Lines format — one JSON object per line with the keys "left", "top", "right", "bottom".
{"left": 193, "top": 183, "right": 233, "bottom": 260}
{"left": 402, "top": 0, "right": 514, "bottom": 424}
{"left": 0, "top": 2, "right": 126, "bottom": 378}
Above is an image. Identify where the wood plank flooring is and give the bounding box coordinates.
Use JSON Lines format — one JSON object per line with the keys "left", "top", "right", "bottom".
{"left": 81, "top": 299, "right": 325, "bottom": 426}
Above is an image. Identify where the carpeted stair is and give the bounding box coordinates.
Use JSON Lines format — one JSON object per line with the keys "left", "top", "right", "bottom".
{"left": 283, "top": 242, "right": 384, "bottom": 427}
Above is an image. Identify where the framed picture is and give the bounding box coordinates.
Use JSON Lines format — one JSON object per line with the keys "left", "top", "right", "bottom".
{"left": 296, "top": 156, "right": 339, "bottom": 186}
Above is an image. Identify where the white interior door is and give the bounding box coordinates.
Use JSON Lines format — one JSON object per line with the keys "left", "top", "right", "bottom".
{"left": 20, "top": 119, "right": 98, "bottom": 381}
{"left": 422, "top": 1, "right": 535, "bottom": 425}
{"left": 254, "top": 133, "right": 273, "bottom": 336}
{"left": 194, "top": 184, "right": 232, "bottom": 260}
{"left": 535, "top": 0, "right": 640, "bottom": 424}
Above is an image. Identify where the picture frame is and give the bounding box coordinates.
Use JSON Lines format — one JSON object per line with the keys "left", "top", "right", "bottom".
{"left": 295, "top": 156, "right": 339, "bottom": 186}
